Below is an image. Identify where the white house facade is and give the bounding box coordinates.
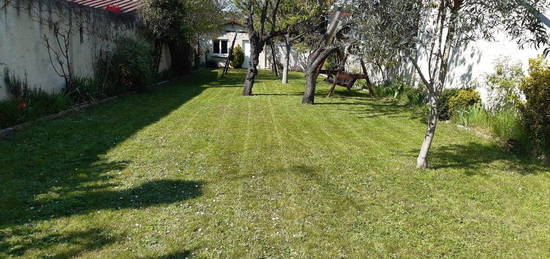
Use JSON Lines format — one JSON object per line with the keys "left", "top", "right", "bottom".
{"left": 203, "top": 23, "right": 269, "bottom": 69}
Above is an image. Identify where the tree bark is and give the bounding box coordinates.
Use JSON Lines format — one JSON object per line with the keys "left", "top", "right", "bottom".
{"left": 302, "top": 66, "right": 320, "bottom": 104}
{"left": 416, "top": 4, "right": 460, "bottom": 169}
{"left": 301, "top": 11, "right": 342, "bottom": 104}
{"left": 243, "top": 35, "right": 264, "bottom": 96}
{"left": 416, "top": 94, "right": 439, "bottom": 169}
{"left": 302, "top": 47, "right": 336, "bottom": 104}
{"left": 282, "top": 35, "right": 291, "bottom": 84}
{"left": 270, "top": 41, "right": 279, "bottom": 78}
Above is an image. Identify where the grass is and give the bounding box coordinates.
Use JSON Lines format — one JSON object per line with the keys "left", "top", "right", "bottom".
{"left": 1, "top": 69, "right": 549, "bottom": 258}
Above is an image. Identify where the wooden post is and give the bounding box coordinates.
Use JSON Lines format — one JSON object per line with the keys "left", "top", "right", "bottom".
{"left": 221, "top": 32, "right": 238, "bottom": 78}
{"left": 327, "top": 53, "right": 348, "bottom": 98}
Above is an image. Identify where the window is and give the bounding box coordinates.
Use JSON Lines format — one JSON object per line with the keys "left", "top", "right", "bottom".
{"left": 213, "top": 40, "right": 220, "bottom": 54}
{"left": 212, "top": 39, "right": 229, "bottom": 54}
{"left": 221, "top": 40, "right": 228, "bottom": 54}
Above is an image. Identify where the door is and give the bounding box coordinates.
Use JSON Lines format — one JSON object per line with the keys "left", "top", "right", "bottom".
{"left": 243, "top": 40, "right": 251, "bottom": 69}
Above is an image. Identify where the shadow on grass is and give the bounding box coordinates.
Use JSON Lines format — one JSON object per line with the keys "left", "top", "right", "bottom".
{"left": 145, "top": 250, "right": 193, "bottom": 259}
{"left": 317, "top": 98, "right": 425, "bottom": 121}
{"left": 416, "top": 142, "right": 549, "bottom": 175}
{"left": 0, "top": 69, "right": 217, "bottom": 257}
{"left": 1, "top": 228, "right": 119, "bottom": 257}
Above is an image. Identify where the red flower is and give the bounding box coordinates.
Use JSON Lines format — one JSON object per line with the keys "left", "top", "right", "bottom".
{"left": 17, "top": 102, "right": 27, "bottom": 110}
{"left": 105, "top": 4, "right": 122, "bottom": 13}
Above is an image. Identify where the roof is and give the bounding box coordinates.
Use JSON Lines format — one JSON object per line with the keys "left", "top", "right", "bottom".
{"left": 68, "top": 0, "right": 144, "bottom": 13}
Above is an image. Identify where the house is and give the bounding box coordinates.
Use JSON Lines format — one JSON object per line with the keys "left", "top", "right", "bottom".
{"left": 203, "top": 22, "right": 269, "bottom": 69}
{"left": 0, "top": 0, "right": 171, "bottom": 101}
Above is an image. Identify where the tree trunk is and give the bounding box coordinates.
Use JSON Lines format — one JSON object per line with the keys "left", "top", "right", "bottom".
{"left": 270, "top": 42, "right": 279, "bottom": 78}
{"left": 243, "top": 37, "right": 264, "bottom": 96}
{"left": 416, "top": 94, "right": 439, "bottom": 168}
{"left": 302, "top": 47, "right": 337, "bottom": 104}
{"left": 282, "top": 36, "right": 291, "bottom": 84}
{"left": 301, "top": 11, "right": 342, "bottom": 104}
{"left": 302, "top": 66, "right": 319, "bottom": 104}
{"left": 416, "top": 6, "right": 460, "bottom": 169}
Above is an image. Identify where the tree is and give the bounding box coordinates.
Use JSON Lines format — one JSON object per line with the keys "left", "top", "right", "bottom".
{"left": 141, "top": 0, "right": 224, "bottom": 74}
{"left": 349, "top": 0, "right": 549, "bottom": 168}
{"left": 277, "top": 1, "right": 335, "bottom": 84}
{"left": 234, "top": 0, "right": 332, "bottom": 95}
{"left": 233, "top": 0, "right": 283, "bottom": 96}
{"left": 301, "top": 9, "right": 346, "bottom": 104}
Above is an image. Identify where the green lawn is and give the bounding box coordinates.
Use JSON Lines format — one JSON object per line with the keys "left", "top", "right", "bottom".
{"left": 1, "top": 69, "right": 549, "bottom": 258}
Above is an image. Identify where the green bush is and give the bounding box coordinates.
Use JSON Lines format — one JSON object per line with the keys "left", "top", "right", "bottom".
{"left": 490, "top": 108, "right": 526, "bottom": 143}
{"left": 485, "top": 58, "right": 523, "bottom": 111}
{"left": 323, "top": 53, "right": 339, "bottom": 71}
{"left": 370, "top": 77, "right": 410, "bottom": 99}
{"left": 96, "top": 38, "right": 155, "bottom": 93}
{"left": 0, "top": 88, "right": 72, "bottom": 129}
{"left": 437, "top": 89, "right": 460, "bottom": 120}
{"left": 448, "top": 89, "right": 481, "bottom": 115}
{"left": 404, "top": 87, "right": 427, "bottom": 106}
{"left": 0, "top": 99, "right": 24, "bottom": 128}
{"left": 230, "top": 45, "right": 245, "bottom": 68}
{"left": 1, "top": 70, "right": 73, "bottom": 129}
{"left": 69, "top": 76, "right": 104, "bottom": 103}
{"left": 520, "top": 56, "right": 550, "bottom": 155}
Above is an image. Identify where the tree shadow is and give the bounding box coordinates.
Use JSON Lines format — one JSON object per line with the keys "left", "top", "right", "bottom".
{"left": 1, "top": 228, "right": 119, "bottom": 257}
{"left": 0, "top": 70, "right": 217, "bottom": 256}
{"left": 142, "top": 250, "right": 194, "bottom": 259}
{"left": 2, "top": 179, "right": 203, "bottom": 226}
{"left": 415, "top": 142, "right": 549, "bottom": 175}
{"left": 317, "top": 98, "right": 425, "bottom": 121}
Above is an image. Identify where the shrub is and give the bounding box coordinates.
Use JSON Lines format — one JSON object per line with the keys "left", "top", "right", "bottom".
{"left": 485, "top": 58, "right": 523, "bottom": 112}
{"left": 323, "top": 53, "right": 339, "bottom": 71}
{"left": 448, "top": 89, "right": 481, "bottom": 115}
{"left": 0, "top": 99, "right": 24, "bottom": 128}
{"left": 1, "top": 70, "right": 73, "bottom": 129}
{"left": 370, "top": 77, "right": 410, "bottom": 99}
{"left": 490, "top": 108, "right": 526, "bottom": 143}
{"left": 520, "top": 56, "right": 550, "bottom": 155}
{"left": 95, "top": 38, "right": 155, "bottom": 93}
{"left": 404, "top": 87, "right": 428, "bottom": 106}
{"left": 230, "top": 45, "right": 245, "bottom": 68}
{"left": 437, "top": 88, "right": 460, "bottom": 120}
{"left": 69, "top": 76, "right": 104, "bottom": 103}
{"left": 4, "top": 69, "right": 30, "bottom": 99}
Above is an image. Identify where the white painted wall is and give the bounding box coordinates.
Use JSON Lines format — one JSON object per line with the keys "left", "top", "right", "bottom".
{"left": 0, "top": 1, "right": 171, "bottom": 101}
{"left": 412, "top": 13, "right": 548, "bottom": 105}
{"left": 441, "top": 33, "right": 541, "bottom": 103}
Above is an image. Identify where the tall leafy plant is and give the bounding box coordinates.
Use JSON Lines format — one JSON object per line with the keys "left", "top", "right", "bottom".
{"left": 520, "top": 56, "right": 550, "bottom": 155}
